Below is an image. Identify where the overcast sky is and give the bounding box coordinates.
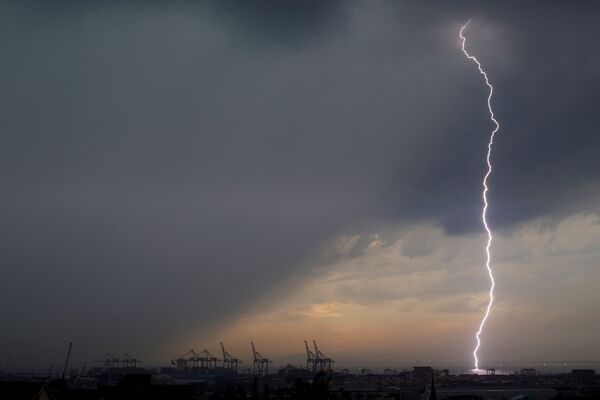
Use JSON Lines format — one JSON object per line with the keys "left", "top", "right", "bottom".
{"left": 1, "top": 1, "right": 599, "bottom": 370}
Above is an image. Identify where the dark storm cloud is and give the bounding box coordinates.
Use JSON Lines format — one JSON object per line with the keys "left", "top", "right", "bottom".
{"left": 0, "top": 0, "right": 599, "bottom": 365}
{"left": 209, "top": 0, "right": 342, "bottom": 44}
{"left": 372, "top": 1, "right": 600, "bottom": 234}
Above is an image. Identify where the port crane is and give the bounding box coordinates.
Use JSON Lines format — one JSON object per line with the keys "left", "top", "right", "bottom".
{"left": 195, "top": 349, "right": 220, "bottom": 370}
{"left": 120, "top": 353, "right": 140, "bottom": 368}
{"left": 304, "top": 340, "right": 316, "bottom": 374}
{"left": 312, "top": 340, "right": 334, "bottom": 372}
{"left": 250, "top": 342, "right": 271, "bottom": 376}
{"left": 220, "top": 342, "right": 241, "bottom": 373}
{"left": 171, "top": 350, "right": 198, "bottom": 369}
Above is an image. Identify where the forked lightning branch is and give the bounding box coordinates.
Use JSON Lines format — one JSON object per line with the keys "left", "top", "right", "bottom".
{"left": 459, "top": 20, "right": 501, "bottom": 371}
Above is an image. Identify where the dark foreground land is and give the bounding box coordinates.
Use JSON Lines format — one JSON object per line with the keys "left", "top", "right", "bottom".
{"left": 1, "top": 366, "right": 599, "bottom": 400}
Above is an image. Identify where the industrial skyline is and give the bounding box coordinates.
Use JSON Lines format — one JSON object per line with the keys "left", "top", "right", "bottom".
{"left": 12, "top": 340, "right": 600, "bottom": 376}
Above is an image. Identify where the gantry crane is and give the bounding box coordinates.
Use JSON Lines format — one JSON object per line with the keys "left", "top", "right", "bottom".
{"left": 312, "top": 340, "right": 334, "bottom": 372}
{"left": 171, "top": 349, "right": 220, "bottom": 371}
{"left": 195, "top": 349, "right": 220, "bottom": 370}
{"left": 120, "top": 353, "right": 140, "bottom": 368}
{"left": 304, "top": 340, "right": 316, "bottom": 375}
{"left": 220, "top": 342, "right": 241, "bottom": 373}
{"left": 171, "top": 350, "right": 198, "bottom": 369}
{"left": 99, "top": 353, "right": 120, "bottom": 368}
{"left": 250, "top": 342, "right": 271, "bottom": 376}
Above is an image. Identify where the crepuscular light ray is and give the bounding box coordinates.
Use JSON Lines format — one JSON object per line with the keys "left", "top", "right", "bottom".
{"left": 459, "top": 19, "right": 500, "bottom": 371}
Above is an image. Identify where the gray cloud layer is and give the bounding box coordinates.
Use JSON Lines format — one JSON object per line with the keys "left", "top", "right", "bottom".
{"left": 0, "top": 1, "right": 598, "bottom": 366}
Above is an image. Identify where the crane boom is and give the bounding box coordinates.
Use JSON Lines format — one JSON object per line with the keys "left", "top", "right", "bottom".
{"left": 251, "top": 342, "right": 257, "bottom": 361}
{"left": 221, "top": 342, "right": 227, "bottom": 361}
{"left": 61, "top": 342, "right": 72, "bottom": 381}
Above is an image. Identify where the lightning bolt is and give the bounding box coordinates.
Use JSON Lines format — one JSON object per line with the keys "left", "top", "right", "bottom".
{"left": 459, "top": 19, "right": 500, "bottom": 371}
